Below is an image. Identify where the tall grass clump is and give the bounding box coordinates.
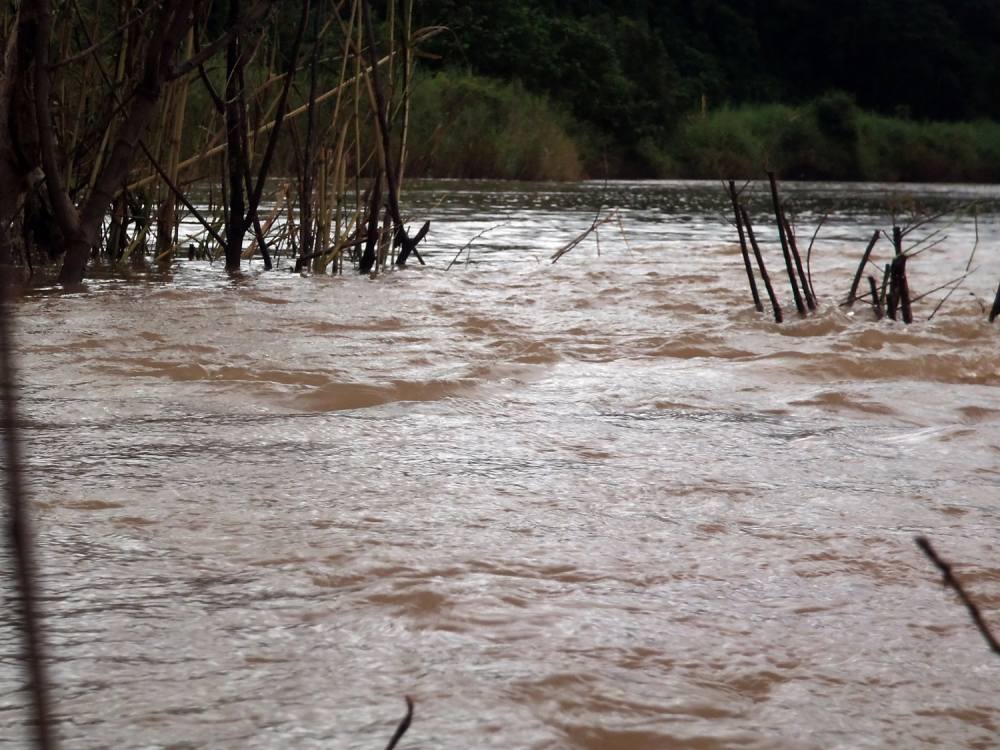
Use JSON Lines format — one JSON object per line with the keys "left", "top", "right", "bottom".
{"left": 406, "top": 71, "right": 584, "bottom": 181}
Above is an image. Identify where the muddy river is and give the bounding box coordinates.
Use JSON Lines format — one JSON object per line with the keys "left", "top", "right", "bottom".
{"left": 2, "top": 180, "right": 1000, "bottom": 748}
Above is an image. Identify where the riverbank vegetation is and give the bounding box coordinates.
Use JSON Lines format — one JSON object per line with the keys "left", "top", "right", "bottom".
{"left": 402, "top": 75, "right": 1000, "bottom": 183}
{"left": 670, "top": 97, "right": 1000, "bottom": 183}
{"left": 405, "top": 71, "right": 583, "bottom": 181}
{"left": 2, "top": 1, "right": 998, "bottom": 286}
{"left": 409, "top": 0, "right": 1000, "bottom": 182}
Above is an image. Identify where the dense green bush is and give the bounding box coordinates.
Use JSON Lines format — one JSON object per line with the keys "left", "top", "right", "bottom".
{"left": 666, "top": 96, "right": 1000, "bottom": 182}
{"left": 405, "top": 71, "right": 583, "bottom": 181}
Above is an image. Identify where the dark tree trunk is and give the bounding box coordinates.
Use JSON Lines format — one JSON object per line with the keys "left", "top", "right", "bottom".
{"left": 224, "top": 0, "right": 247, "bottom": 272}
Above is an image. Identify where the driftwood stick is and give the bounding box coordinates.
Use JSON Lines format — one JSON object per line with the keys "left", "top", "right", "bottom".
{"left": 845, "top": 229, "right": 880, "bottom": 306}
{"left": 766, "top": 172, "right": 805, "bottom": 314}
{"left": 384, "top": 696, "right": 414, "bottom": 750}
{"left": 784, "top": 216, "right": 815, "bottom": 310}
{"left": 728, "top": 180, "right": 762, "bottom": 312}
{"left": 895, "top": 255, "right": 913, "bottom": 324}
{"left": 739, "top": 204, "right": 782, "bottom": 323}
{"left": 0, "top": 275, "right": 57, "bottom": 749}
{"left": 867, "top": 276, "right": 882, "bottom": 320}
{"left": 989, "top": 281, "right": 1000, "bottom": 323}
{"left": 885, "top": 260, "right": 900, "bottom": 321}
{"left": 915, "top": 537, "right": 1000, "bottom": 655}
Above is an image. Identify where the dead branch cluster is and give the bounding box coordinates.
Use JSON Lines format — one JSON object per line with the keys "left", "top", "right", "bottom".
{"left": 728, "top": 175, "right": 1000, "bottom": 324}
{"left": 0, "top": 0, "right": 442, "bottom": 286}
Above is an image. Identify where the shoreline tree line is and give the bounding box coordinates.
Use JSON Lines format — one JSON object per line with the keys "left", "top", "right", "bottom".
{"left": 405, "top": 0, "right": 1000, "bottom": 180}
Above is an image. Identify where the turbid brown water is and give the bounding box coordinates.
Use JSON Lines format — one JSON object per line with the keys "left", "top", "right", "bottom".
{"left": 2, "top": 180, "right": 1000, "bottom": 749}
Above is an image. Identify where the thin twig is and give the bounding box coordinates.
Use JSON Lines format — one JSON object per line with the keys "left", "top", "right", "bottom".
{"left": 906, "top": 235, "right": 949, "bottom": 260}
{"left": 905, "top": 225, "right": 947, "bottom": 255}
{"left": 54, "top": 0, "right": 165, "bottom": 69}
{"left": 966, "top": 205, "right": 980, "bottom": 272}
{"left": 804, "top": 213, "right": 827, "bottom": 304}
{"left": 915, "top": 537, "right": 1000, "bottom": 655}
{"left": 900, "top": 203, "right": 970, "bottom": 238}
{"left": 550, "top": 211, "right": 617, "bottom": 263}
{"left": 445, "top": 219, "right": 511, "bottom": 271}
{"left": 926, "top": 275, "right": 969, "bottom": 322}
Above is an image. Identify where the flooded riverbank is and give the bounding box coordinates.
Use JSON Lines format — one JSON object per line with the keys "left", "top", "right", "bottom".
{"left": 2, "top": 180, "right": 1000, "bottom": 748}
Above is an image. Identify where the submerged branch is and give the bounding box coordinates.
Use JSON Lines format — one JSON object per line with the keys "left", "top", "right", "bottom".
{"left": 384, "top": 696, "right": 414, "bottom": 750}
{"left": 446, "top": 219, "right": 512, "bottom": 270}
{"left": 550, "top": 211, "right": 618, "bottom": 263}
{"left": 915, "top": 537, "right": 1000, "bottom": 655}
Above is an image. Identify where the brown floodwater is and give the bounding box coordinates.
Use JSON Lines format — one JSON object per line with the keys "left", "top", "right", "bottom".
{"left": 2, "top": 180, "right": 1000, "bottom": 748}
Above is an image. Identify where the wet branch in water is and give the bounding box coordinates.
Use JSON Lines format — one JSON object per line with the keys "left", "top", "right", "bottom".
{"left": 446, "top": 219, "right": 512, "bottom": 270}
{"left": 804, "top": 213, "right": 827, "bottom": 304}
{"left": 915, "top": 536, "right": 1000, "bottom": 655}
{"left": 384, "top": 696, "right": 414, "bottom": 750}
{"left": 550, "top": 210, "right": 619, "bottom": 263}
{"left": 0, "top": 276, "right": 57, "bottom": 749}
{"left": 727, "top": 179, "right": 763, "bottom": 313}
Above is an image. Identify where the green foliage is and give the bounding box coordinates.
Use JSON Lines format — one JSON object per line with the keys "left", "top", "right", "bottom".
{"left": 857, "top": 115, "right": 1000, "bottom": 183}
{"left": 405, "top": 71, "right": 584, "bottom": 181}
{"left": 667, "top": 97, "right": 1000, "bottom": 182}
{"left": 412, "top": 1, "right": 1000, "bottom": 180}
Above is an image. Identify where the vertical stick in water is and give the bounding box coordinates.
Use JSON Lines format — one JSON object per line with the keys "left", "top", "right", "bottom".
{"left": 845, "top": 230, "right": 880, "bottom": 306}
{"left": 895, "top": 255, "right": 913, "bottom": 324}
{"left": 867, "top": 276, "right": 883, "bottom": 320}
{"left": 879, "top": 263, "right": 891, "bottom": 317}
{"left": 0, "top": 277, "right": 57, "bottom": 749}
{"left": 739, "top": 204, "right": 783, "bottom": 323}
{"left": 885, "top": 262, "right": 898, "bottom": 320}
{"left": 727, "top": 181, "right": 763, "bottom": 312}
{"left": 783, "top": 216, "right": 815, "bottom": 310}
{"left": 766, "top": 172, "right": 805, "bottom": 314}
{"left": 989, "top": 281, "right": 1000, "bottom": 323}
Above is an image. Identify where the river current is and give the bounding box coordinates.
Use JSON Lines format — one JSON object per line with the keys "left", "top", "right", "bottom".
{"left": 2, "top": 180, "right": 1000, "bottom": 748}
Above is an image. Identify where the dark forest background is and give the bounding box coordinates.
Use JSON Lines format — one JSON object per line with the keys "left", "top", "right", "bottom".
{"left": 402, "top": 1, "right": 1000, "bottom": 180}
